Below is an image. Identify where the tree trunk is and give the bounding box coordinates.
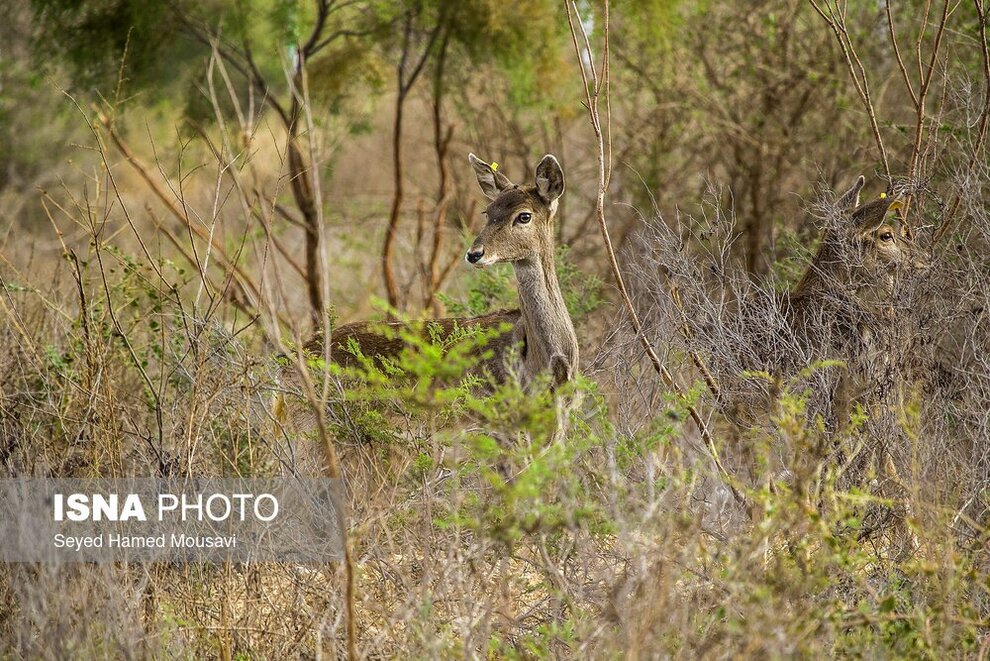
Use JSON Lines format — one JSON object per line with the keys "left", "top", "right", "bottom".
{"left": 287, "top": 125, "right": 324, "bottom": 323}
{"left": 425, "top": 34, "right": 452, "bottom": 314}
{"left": 382, "top": 90, "right": 405, "bottom": 311}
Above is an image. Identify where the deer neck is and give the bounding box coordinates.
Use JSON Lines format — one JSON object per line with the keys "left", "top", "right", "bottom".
{"left": 793, "top": 239, "right": 853, "bottom": 299}
{"left": 792, "top": 239, "right": 893, "bottom": 315}
{"left": 512, "top": 251, "right": 578, "bottom": 377}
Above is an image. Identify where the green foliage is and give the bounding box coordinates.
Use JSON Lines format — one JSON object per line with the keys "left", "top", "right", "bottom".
{"left": 370, "top": 0, "right": 572, "bottom": 118}
{"left": 285, "top": 304, "right": 990, "bottom": 657}
{"left": 438, "top": 263, "right": 517, "bottom": 317}
{"left": 31, "top": 0, "right": 193, "bottom": 91}
{"left": 771, "top": 225, "right": 818, "bottom": 291}
{"left": 308, "top": 41, "right": 388, "bottom": 112}
{"left": 556, "top": 245, "right": 604, "bottom": 319}
{"left": 613, "top": 0, "right": 683, "bottom": 60}
{"left": 4, "top": 218, "right": 988, "bottom": 656}
{"left": 30, "top": 0, "right": 382, "bottom": 130}
{"left": 463, "top": 1, "right": 571, "bottom": 112}
{"left": 0, "top": 7, "right": 81, "bottom": 201}
{"left": 6, "top": 1, "right": 990, "bottom": 656}
{"left": 440, "top": 246, "right": 602, "bottom": 320}
{"left": 479, "top": 384, "right": 609, "bottom": 538}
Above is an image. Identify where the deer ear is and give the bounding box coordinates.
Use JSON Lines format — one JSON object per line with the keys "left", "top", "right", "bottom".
{"left": 535, "top": 154, "right": 565, "bottom": 204}
{"left": 836, "top": 175, "right": 866, "bottom": 211}
{"left": 469, "top": 153, "right": 514, "bottom": 200}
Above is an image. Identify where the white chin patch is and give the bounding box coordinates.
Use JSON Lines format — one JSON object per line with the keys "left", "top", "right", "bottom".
{"left": 475, "top": 254, "right": 499, "bottom": 268}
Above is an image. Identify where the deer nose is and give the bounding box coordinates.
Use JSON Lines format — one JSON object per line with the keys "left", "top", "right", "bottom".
{"left": 466, "top": 247, "right": 484, "bottom": 264}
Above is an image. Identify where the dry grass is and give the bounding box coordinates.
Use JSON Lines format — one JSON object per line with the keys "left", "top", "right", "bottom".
{"left": 2, "top": 8, "right": 990, "bottom": 656}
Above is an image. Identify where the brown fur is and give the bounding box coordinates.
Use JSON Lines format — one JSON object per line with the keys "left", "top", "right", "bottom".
{"left": 302, "top": 310, "right": 522, "bottom": 380}
{"left": 274, "top": 309, "right": 523, "bottom": 428}
{"left": 717, "top": 177, "right": 928, "bottom": 435}
{"left": 786, "top": 178, "right": 927, "bottom": 416}
{"left": 277, "top": 153, "right": 578, "bottom": 429}
{"left": 791, "top": 177, "right": 925, "bottom": 311}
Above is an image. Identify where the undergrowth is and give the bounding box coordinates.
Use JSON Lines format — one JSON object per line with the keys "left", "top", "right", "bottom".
{"left": 1, "top": 232, "right": 986, "bottom": 658}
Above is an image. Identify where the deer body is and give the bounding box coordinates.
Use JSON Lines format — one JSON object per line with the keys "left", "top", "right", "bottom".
{"left": 783, "top": 176, "right": 925, "bottom": 420}
{"left": 302, "top": 309, "right": 521, "bottom": 382}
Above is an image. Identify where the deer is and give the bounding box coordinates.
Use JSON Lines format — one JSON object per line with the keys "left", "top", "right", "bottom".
{"left": 697, "top": 175, "right": 927, "bottom": 429}
{"left": 684, "top": 176, "right": 929, "bottom": 539}
{"left": 463, "top": 153, "right": 579, "bottom": 387}
{"left": 274, "top": 153, "right": 578, "bottom": 426}
{"left": 781, "top": 175, "right": 928, "bottom": 424}
{"left": 788, "top": 176, "right": 921, "bottom": 326}
{"left": 785, "top": 176, "right": 928, "bottom": 550}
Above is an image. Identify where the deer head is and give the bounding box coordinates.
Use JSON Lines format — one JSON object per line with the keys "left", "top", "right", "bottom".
{"left": 465, "top": 154, "right": 565, "bottom": 268}
{"left": 809, "top": 176, "right": 929, "bottom": 299}
{"left": 842, "top": 176, "right": 926, "bottom": 269}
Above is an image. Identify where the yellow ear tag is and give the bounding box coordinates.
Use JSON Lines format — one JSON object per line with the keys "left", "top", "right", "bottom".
{"left": 879, "top": 192, "right": 887, "bottom": 199}
{"left": 490, "top": 162, "right": 499, "bottom": 171}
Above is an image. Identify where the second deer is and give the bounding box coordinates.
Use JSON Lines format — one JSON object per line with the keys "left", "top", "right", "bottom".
{"left": 783, "top": 175, "right": 927, "bottom": 423}
{"left": 685, "top": 175, "right": 928, "bottom": 432}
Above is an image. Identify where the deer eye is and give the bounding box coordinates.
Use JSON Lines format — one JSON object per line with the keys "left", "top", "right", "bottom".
{"left": 516, "top": 212, "right": 532, "bottom": 224}
{"left": 879, "top": 231, "right": 894, "bottom": 243}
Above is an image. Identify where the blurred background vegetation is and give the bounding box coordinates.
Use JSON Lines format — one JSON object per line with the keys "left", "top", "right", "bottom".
{"left": 4, "top": 0, "right": 939, "bottom": 318}
{"left": 6, "top": 0, "right": 983, "bottom": 307}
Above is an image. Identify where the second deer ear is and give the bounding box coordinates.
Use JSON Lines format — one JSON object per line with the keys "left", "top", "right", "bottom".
{"left": 469, "top": 153, "right": 514, "bottom": 200}
{"left": 535, "top": 154, "right": 565, "bottom": 204}
{"left": 836, "top": 175, "right": 866, "bottom": 211}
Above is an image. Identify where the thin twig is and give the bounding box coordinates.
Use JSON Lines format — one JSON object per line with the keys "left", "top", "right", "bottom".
{"left": 808, "top": 0, "right": 891, "bottom": 177}
{"left": 94, "top": 111, "right": 268, "bottom": 314}
{"left": 934, "top": 0, "right": 990, "bottom": 242}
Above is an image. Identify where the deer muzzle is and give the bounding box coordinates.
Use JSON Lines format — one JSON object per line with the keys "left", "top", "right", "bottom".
{"left": 465, "top": 246, "right": 485, "bottom": 264}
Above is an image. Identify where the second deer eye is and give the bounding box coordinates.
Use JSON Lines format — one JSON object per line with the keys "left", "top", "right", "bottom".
{"left": 879, "top": 232, "right": 894, "bottom": 242}
{"left": 516, "top": 212, "right": 532, "bottom": 224}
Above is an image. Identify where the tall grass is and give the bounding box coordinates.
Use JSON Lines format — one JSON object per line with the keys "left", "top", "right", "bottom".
{"left": 1, "top": 36, "right": 989, "bottom": 660}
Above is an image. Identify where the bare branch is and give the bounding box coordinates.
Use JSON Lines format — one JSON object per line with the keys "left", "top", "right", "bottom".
{"left": 564, "top": 0, "right": 744, "bottom": 508}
